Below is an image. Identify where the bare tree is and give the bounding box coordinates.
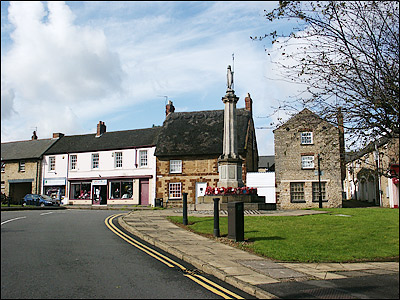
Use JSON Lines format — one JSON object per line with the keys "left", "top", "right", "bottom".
{"left": 253, "top": 1, "right": 399, "bottom": 150}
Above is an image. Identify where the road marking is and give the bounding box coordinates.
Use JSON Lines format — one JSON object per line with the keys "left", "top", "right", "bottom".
{"left": 1, "top": 216, "right": 27, "bottom": 226}
{"left": 40, "top": 212, "right": 53, "bottom": 216}
{"left": 105, "top": 214, "right": 244, "bottom": 299}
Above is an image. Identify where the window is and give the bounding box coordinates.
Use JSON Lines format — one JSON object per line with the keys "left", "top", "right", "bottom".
{"left": 70, "top": 155, "right": 77, "bottom": 170}
{"left": 19, "top": 161, "right": 25, "bottom": 172}
{"left": 301, "top": 132, "right": 313, "bottom": 144}
{"left": 92, "top": 153, "right": 99, "bottom": 169}
{"left": 115, "top": 152, "right": 123, "bottom": 168}
{"left": 1, "top": 162, "right": 5, "bottom": 172}
{"left": 110, "top": 181, "right": 133, "bottom": 199}
{"left": 70, "top": 182, "right": 91, "bottom": 199}
{"left": 312, "top": 182, "right": 327, "bottom": 202}
{"left": 301, "top": 155, "right": 315, "bottom": 169}
{"left": 139, "top": 150, "right": 148, "bottom": 167}
{"left": 170, "top": 160, "right": 182, "bottom": 173}
{"left": 290, "top": 182, "right": 305, "bottom": 202}
{"left": 169, "top": 183, "right": 182, "bottom": 199}
{"left": 49, "top": 156, "right": 55, "bottom": 171}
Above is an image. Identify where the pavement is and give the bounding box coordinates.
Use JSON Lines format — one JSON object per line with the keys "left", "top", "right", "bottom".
{"left": 118, "top": 208, "right": 399, "bottom": 299}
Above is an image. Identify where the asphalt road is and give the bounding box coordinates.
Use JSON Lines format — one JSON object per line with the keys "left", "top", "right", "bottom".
{"left": 1, "top": 209, "right": 253, "bottom": 299}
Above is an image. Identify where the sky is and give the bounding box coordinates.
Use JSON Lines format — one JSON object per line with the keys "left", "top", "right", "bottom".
{"left": 1, "top": 1, "right": 302, "bottom": 155}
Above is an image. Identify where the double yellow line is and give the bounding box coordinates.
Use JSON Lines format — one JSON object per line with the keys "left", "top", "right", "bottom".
{"left": 105, "top": 214, "right": 244, "bottom": 299}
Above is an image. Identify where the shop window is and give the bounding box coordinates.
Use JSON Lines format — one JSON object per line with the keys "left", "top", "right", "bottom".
{"left": 169, "top": 182, "right": 182, "bottom": 199}
{"left": 70, "top": 155, "right": 77, "bottom": 170}
{"left": 92, "top": 153, "right": 99, "bottom": 169}
{"left": 139, "top": 150, "right": 148, "bottom": 167}
{"left": 301, "top": 132, "right": 313, "bottom": 144}
{"left": 290, "top": 182, "right": 305, "bottom": 202}
{"left": 49, "top": 156, "right": 55, "bottom": 171}
{"left": 19, "top": 161, "right": 25, "bottom": 172}
{"left": 70, "top": 182, "right": 91, "bottom": 199}
{"left": 301, "top": 155, "right": 315, "bottom": 169}
{"left": 312, "top": 182, "right": 327, "bottom": 202}
{"left": 110, "top": 181, "right": 133, "bottom": 199}
{"left": 115, "top": 152, "right": 123, "bottom": 168}
{"left": 170, "top": 160, "right": 182, "bottom": 173}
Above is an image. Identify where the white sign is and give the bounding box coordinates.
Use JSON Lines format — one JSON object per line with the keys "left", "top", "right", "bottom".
{"left": 92, "top": 179, "right": 107, "bottom": 185}
{"left": 44, "top": 178, "right": 66, "bottom": 186}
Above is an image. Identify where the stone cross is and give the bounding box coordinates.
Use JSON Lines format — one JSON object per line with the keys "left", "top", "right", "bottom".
{"left": 218, "top": 66, "right": 243, "bottom": 188}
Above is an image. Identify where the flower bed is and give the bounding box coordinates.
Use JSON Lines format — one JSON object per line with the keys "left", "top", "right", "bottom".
{"left": 205, "top": 186, "right": 257, "bottom": 196}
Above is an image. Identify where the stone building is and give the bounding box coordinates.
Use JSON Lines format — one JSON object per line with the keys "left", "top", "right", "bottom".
{"left": 155, "top": 96, "right": 258, "bottom": 208}
{"left": 1, "top": 132, "right": 60, "bottom": 204}
{"left": 344, "top": 135, "right": 399, "bottom": 208}
{"left": 274, "top": 109, "right": 343, "bottom": 209}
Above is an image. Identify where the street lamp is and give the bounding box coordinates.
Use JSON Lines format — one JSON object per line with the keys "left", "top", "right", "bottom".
{"left": 317, "top": 154, "right": 323, "bottom": 208}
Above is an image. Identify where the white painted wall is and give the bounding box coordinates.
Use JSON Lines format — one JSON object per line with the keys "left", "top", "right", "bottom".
{"left": 42, "top": 147, "right": 157, "bottom": 205}
{"left": 246, "top": 172, "right": 276, "bottom": 203}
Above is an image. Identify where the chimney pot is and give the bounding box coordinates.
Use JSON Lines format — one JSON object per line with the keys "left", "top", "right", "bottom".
{"left": 96, "top": 121, "right": 106, "bottom": 137}
{"left": 31, "top": 131, "right": 38, "bottom": 140}
{"left": 166, "top": 100, "right": 175, "bottom": 117}
{"left": 245, "top": 93, "right": 253, "bottom": 113}
{"left": 53, "top": 133, "right": 64, "bottom": 139}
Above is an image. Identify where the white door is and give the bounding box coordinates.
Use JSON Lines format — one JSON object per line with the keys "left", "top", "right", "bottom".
{"left": 195, "top": 182, "right": 207, "bottom": 204}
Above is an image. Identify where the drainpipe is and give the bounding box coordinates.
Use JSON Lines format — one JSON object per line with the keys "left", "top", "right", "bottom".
{"left": 375, "top": 144, "right": 382, "bottom": 207}
{"left": 36, "top": 160, "right": 39, "bottom": 194}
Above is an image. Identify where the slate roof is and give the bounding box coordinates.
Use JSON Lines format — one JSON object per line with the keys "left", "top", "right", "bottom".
{"left": 259, "top": 155, "right": 275, "bottom": 168}
{"left": 345, "top": 134, "right": 399, "bottom": 163}
{"left": 1, "top": 139, "right": 59, "bottom": 161}
{"left": 155, "top": 108, "right": 252, "bottom": 157}
{"left": 44, "top": 127, "right": 161, "bottom": 155}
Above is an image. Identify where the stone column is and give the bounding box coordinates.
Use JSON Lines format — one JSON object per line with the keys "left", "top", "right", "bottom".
{"left": 218, "top": 68, "right": 243, "bottom": 188}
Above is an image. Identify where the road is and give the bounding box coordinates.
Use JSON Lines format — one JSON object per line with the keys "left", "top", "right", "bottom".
{"left": 1, "top": 209, "right": 253, "bottom": 299}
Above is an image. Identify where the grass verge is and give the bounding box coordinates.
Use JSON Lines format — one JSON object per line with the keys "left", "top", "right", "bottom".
{"left": 168, "top": 208, "right": 399, "bottom": 263}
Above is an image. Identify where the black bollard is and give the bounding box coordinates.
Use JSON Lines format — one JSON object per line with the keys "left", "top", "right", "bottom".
{"left": 213, "top": 198, "right": 220, "bottom": 237}
{"left": 182, "top": 192, "right": 188, "bottom": 225}
{"left": 227, "top": 201, "right": 244, "bottom": 242}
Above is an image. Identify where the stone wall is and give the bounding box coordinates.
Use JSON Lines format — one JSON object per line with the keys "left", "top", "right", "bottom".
{"left": 274, "top": 110, "right": 342, "bottom": 209}
{"left": 1, "top": 159, "right": 41, "bottom": 199}
{"left": 156, "top": 155, "right": 251, "bottom": 207}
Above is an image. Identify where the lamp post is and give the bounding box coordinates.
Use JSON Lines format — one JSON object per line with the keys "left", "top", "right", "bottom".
{"left": 318, "top": 154, "right": 323, "bottom": 208}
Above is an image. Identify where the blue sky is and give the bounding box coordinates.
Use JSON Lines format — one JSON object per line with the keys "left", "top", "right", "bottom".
{"left": 1, "top": 1, "right": 301, "bottom": 155}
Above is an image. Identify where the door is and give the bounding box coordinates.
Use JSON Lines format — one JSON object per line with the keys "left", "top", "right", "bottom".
{"left": 140, "top": 179, "right": 149, "bottom": 206}
{"left": 195, "top": 182, "right": 207, "bottom": 204}
{"left": 93, "top": 185, "right": 107, "bottom": 205}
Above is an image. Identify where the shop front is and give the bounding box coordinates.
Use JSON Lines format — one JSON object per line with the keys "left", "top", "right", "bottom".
{"left": 68, "top": 177, "right": 149, "bottom": 205}
{"left": 43, "top": 178, "right": 66, "bottom": 204}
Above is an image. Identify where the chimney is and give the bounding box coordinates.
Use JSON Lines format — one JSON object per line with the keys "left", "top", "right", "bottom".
{"left": 245, "top": 93, "right": 253, "bottom": 113}
{"left": 53, "top": 132, "right": 64, "bottom": 139}
{"left": 31, "top": 131, "right": 38, "bottom": 140}
{"left": 166, "top": 100, "right": 175, "bottom": 117}
{"left": 96, "top": 121, "right": 106, "bottom": 137}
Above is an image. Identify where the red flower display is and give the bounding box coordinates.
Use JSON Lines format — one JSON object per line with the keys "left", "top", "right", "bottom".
{"left": 205, "top": 186, "right": 257, "bottom": 196}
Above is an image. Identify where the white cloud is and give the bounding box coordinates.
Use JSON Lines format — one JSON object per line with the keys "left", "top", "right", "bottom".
{"left": 1, "top": 1, "right": 124, "bottom": 141}
{"left": 2, "top": 1, "right": 301, "bottom": 155}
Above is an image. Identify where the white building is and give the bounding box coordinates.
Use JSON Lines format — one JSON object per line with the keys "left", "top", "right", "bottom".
{"left": 42, "top": 122, "right": 160, "bottom": 206}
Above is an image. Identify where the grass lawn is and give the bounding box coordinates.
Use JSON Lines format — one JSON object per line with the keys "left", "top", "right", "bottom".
{"left": 168, "top": 208, "right": 399, "bottom": 263}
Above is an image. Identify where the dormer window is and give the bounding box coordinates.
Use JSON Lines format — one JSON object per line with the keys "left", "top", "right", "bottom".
{"left": 301, "top": 132, "right": 313, "bottom": 145}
